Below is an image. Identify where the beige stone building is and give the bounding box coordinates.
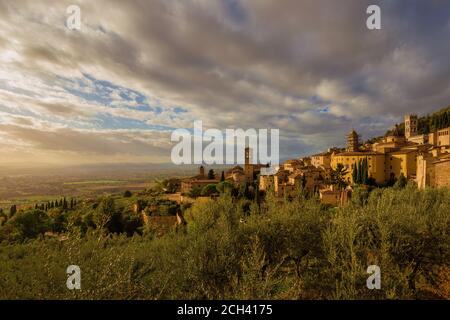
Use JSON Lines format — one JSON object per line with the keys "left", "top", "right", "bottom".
{"left": 331, "top": 150, "right": 386, "bottom": 184}
{"left": 258, "top": 112, "right": 450, "bottom": 201}
{"left": 405, "top": 114, "right": 418, "bottom": 139}
{"left": 311, "top": 151, "right": 332, "bottom": 168}
{"left": 319, "top": 185, "right": 353, "bottom": 207}
{"left": 417, "top": 149, "right": 450, "bottom": 189}
{"left": 259, "top": 161, "right": 326, "bottom": 197}
{"left": 437, "top": 127, "right": 450, "bottom": 146}
{"left": 181, "top": 166, "right": 220, "bottom": 193}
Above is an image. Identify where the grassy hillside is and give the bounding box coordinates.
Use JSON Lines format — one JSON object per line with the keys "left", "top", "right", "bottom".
{"left": 0, "top": 185, "right": 448, "bottom": 300}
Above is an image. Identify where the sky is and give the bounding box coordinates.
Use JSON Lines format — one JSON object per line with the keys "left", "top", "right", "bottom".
{"left": 1, "top": 0, "right": 450, "bottom": 167}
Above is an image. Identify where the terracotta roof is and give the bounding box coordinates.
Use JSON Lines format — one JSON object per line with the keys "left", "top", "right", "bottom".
{"left": 311, "top": 151, "right": 332, "bottom": 157}
{"left": 289, "top": 172, "right": 303, "bottom": 179}
{"left": 227, "top": 165, "right": 244, "bottom": 174}
{"left": 284, "top": 159, "right": 302, "bottom": 164}
{"left": 433, "top": 153, "right": 450, "bottom": 163}
{"left": 275, "top": 169, "right": 290, "bottom": 176}
{"left": 334, "top": 151, "right": 383, "bottom": 156}
{"left": 388, "top": 149, "right": 417, "bottom": 155}
{"left": 182, "top": 178, "right": 220, "bottom": 183}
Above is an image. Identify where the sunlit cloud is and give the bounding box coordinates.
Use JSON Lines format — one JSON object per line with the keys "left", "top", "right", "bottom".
{"left": 0, "top": 0, "right": 449, "bottom": 166}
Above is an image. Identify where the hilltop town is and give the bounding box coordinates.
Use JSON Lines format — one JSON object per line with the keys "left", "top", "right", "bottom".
{"left": 1, "top": 108, "right": 449, "bottom": 231}
{"left": 179, "top": 109, "right": 450, "bottom": 207}
{"left": 1, "top": 108, "right": 449, "bottom": 300}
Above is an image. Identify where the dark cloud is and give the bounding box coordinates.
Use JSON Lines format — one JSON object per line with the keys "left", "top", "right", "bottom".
{"left": 0, "top": 124, "right": 170, "bottom": 156}
{"left": 1, "top": 0, "right": 450, "bottom": 162}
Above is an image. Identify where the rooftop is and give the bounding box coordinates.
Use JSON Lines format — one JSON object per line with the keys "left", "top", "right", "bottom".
{"left": 334, "top": 151, "right": 383, "bottom": 157}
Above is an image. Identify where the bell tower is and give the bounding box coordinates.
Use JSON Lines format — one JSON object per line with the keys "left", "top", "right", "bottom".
{"left": 404, "top": 114, "right": 418, "bottom": 139}
{"left": 346, "top": 129, "right": 359, "bottom": 152}
{"left": 244, "top": 147, "right": 254, "bottom": 182}
{"left": 245, "top": 147, "right": 251, "bottom": 166}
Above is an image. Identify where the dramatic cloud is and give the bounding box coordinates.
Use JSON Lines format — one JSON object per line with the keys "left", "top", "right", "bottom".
{"left": 0, "top": 0, "right": 449, "bottom": 165}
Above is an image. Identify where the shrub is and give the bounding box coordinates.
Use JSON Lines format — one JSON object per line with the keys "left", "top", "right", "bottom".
{"left": 5, "top": 209, "right": 50, "bottom": 241}
{"left": 123, "top": 190, "right": 133, "bottom": 198}
{"left": 0, "top": 186, "right": 448, "bottom": 299}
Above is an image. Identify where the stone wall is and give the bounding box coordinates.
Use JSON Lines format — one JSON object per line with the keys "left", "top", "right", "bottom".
{"left": 434, "top": 160, "right": 450, "bottom": 188}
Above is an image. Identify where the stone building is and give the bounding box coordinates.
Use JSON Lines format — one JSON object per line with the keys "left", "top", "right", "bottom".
{"left": 225, "top": 165, "right": 247, "bottom": 184}
{"left": 434, "top": 156, "right": 450, "bottom": 188}
{"left": 180, "top": 166, "right": 219, "bottom": 193}
{"left": 417, "top": 150, "right": 450, "bottom": 189}
{"left": 243, "top": 147, "right": 268, "bottom": 182}
{"left": 437, "top": 127, "right": 450, "bottom": 146}
{"left": 181, "top": 147, "right": 267, "bottom": 194}
{"left": 405, "top": 114, "right": 418, "bottom": 139}
{"left": 311, "top": 151, "right": 332, "bottom": 168}
{"left": 331, "top": 150, "right": 386, "bottom": 184}
{"left": 319, "top": 185, "right": 353, "bottom": 207}
{"left": 259, "top": 161, "right": 326, "bottom": 197}
{"left": 258, "top": 112, "right": 450, "bottom": 202}
{"left": 346, "top": 129, "right": 359, "bottom": 152}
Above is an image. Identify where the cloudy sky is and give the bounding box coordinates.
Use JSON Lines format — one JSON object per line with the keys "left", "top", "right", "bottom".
{"left": 1, "top": 0, "right": 450, "bottom": 167}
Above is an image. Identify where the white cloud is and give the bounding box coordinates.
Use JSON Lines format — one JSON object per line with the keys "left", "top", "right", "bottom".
{"left": 0, "top": 0, "right": 449, "bottom": 165}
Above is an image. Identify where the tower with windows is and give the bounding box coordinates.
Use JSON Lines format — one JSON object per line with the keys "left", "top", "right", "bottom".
{"left": 405, "top": 114, "right": 418, "bottom": 139}
{"left": 346, "top": 129, "right": 359, "bottom": 152}
{"left": 244, "top": 147, "right": 254, "bottom": 181}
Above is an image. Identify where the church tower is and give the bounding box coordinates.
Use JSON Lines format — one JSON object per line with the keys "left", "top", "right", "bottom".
{"left": 199, "top": 165, "right": 205, "bottom": 178}
{"left": 346, "top": 129, "right": 359, "bottom": 152}
{"left": 245, "top": 147, "right": 251, "bottom": 166}
{"left": 404, "top": 114, "right": 418, "bottom": 139}
{"left": 244, "top": 147, "right": 254, "bottom": 182}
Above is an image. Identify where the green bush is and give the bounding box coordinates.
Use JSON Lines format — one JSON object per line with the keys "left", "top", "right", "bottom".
{"left": 4, "top": 209, "right": 50, "bottom": 242}
{"left": 0, "top": 186, "right": 448, "bottom": 299}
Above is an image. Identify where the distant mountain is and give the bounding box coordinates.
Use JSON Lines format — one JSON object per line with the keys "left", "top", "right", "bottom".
{"left": 0, "top": 162, "right": 234, "bottom": 178}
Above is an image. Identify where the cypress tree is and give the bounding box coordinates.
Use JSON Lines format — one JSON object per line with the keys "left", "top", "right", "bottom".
{"left": 356, "top": 160, "right": 362, "bottom": 184}
{"left": 443, "top": 112, "right": 449, "bottom": 128}
{"left": 359, "top": 160, "right": 363, "bottom": 184}
{"left": 352, "top": 163, "right": 357, "bottom": 184}
{"left": 365, "top": 158, "right": 370, "bottom": 184}
{"left": 10, "top": 205, "right": 17, "bottom": 217}
{"left": 254, "top": 183, "right": 260, "bottom": 207}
